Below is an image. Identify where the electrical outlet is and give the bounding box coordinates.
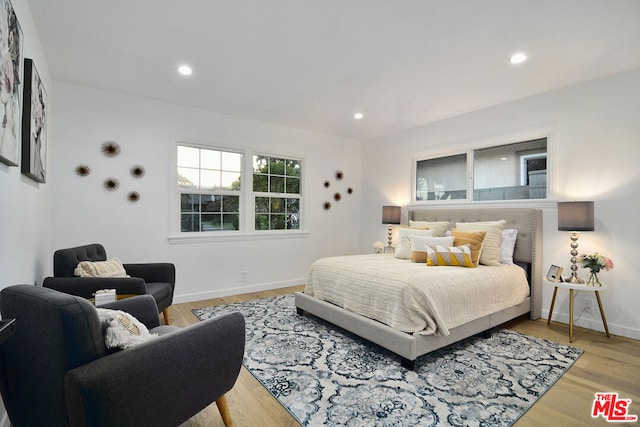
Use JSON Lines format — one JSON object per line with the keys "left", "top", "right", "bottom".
{"left": 583, "top": 300, "right": 593, "bottom": 314}
{"left": 241, "top": 271, "right": 248, "bottom": 282}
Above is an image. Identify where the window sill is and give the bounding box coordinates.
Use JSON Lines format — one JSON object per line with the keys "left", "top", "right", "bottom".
{"left": 168, "top": 230, "right": 310, "bottom": 244}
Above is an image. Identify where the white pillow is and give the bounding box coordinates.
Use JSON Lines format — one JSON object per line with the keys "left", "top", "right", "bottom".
{"left": 410, "top": 236, "right": 455, "bottom": 263}
{"left": 96, "top": 308, "right": 158, "bottom": 350}
{"left": 500, "top": 229, "right": 518, "bottom": 264}
{"left": 74, "top": 257, "right": 130, "bottom": 278}
{"left": 455, "top": 220, "right": 506, "bottom": 266}
{"left": 395, "top": 228, "right": 434, "bottom": 259}
{"left": 408, "top": 220, "right": 450, "bottom": 237}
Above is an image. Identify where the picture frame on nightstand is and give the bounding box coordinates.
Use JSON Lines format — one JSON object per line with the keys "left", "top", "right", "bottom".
{"left": 546, "top": 265, "right": 564, "bottom": 282}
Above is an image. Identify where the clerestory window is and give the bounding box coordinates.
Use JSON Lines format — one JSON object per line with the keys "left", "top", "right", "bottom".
{"left": 415, "top": 138, "right": 548, "bottom": 202}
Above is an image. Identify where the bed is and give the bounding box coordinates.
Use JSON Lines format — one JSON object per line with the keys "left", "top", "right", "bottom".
{"left": 295, "top": 208, "right": 542, "bottom": 370}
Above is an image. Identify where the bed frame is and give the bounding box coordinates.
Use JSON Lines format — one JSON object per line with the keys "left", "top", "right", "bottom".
{"left": 295, "top": 207, "right": 542, "bottom": 370}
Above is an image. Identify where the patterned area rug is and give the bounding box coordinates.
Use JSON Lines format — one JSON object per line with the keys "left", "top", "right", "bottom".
{"left": 193, "top": 294, "right": 582, "bottom": 426}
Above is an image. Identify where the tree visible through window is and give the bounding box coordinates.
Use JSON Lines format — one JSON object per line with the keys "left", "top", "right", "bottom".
{"left": 253, "top": 155, "right": 301, "bottom": 230}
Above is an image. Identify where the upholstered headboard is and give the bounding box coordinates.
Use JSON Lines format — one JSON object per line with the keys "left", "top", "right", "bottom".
{"left": 409, "top": 208, "right": 542, "bottom": 319}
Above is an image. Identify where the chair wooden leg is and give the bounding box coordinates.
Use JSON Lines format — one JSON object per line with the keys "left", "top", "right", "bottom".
{"left": 215, "top": 395, "right": 233, "bottom": 427}
{"left": 162, "top": 308, "right": 171, "bottom": 325}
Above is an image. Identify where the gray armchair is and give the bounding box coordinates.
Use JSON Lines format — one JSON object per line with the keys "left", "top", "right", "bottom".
{"left": 43, "top": 243, "right": 175, "bottom": 324}
{"left": 0, "top": 285, "right": 245, "bottom": 427}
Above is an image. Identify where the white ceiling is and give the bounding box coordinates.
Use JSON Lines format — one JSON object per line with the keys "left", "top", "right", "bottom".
{"left": 26, "top": 0, "right": 640, "bottom": 141}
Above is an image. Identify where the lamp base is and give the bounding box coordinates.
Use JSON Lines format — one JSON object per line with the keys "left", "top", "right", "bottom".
{"left": 567, "top": 275, "right": 585, "bottom": 284}
{"left": 567, "top": 232, "right": 585, "bottom": 284}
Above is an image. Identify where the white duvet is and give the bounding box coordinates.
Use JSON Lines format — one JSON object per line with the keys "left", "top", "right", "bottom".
{"left": 305, "top": 254, "right": 529, "bottom": 336}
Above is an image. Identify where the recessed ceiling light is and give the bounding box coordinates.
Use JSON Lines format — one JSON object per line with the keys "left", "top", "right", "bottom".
{"left": 353, "top": 112, "right": 364, "bottom": 120}
{"left": 178, "top": 65, "right": 192, "bottom": 76}
{"left": 509, "top": 53, "right": 527, "bottom": 65}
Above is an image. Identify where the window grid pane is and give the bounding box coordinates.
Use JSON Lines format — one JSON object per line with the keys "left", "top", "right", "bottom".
{"left": 178, "top": 143, "right": 242, "bottom": 234}
{"left": 177, "top": 146, "right": 200, "bottom": 168}
{"left": 252, "top": 196, "right": 300, "bottom": 230}
{"left": 285, "top": 177, "right": 300, "bottom": 194}
{"left": 178, "top": 145, "right": 241, "bottom": 191}
{"left": 180, "top": 193, "right": 240, "bottom": 232}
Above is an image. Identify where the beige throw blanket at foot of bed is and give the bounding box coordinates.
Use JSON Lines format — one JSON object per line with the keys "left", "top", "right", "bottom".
{"left": 305, "top": 254, "right": 529, "bottom": 336}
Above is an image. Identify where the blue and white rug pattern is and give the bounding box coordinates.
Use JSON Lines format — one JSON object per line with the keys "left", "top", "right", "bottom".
{"left": 193, "top": 294, "right": 582, "bottom": 426}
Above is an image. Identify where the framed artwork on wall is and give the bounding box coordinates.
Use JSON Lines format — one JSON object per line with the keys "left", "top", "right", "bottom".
{"left": 21, "top": 58, "right": 47, "bottom": 183}
{"left": 0, "top": 0, "right": 23, "bottom": 167}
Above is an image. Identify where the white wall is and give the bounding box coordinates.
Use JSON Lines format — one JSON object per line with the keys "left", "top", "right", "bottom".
{"left": 49, "top": 83, "right": 362, "bottom": 302}
{"left": 361, "top": 68, "right": 640, "bottom": 340}
{"left": 0, "top": 0, "right": 52, "bottom": 289}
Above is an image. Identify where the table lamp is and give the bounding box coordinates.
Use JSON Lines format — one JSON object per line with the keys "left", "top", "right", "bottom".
{"left": 558, "top": 201, "right": 594, "bottom": 283}
{"left": 382, "top": 206, "right": 401, "bottom": 249}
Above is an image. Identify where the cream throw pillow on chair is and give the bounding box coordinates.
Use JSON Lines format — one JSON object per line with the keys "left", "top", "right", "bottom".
{"left": 96, "top": 308, "right": 158, "bottom": 350}
{"left": 74, "top": 258, "right": 130, "bottom": 278}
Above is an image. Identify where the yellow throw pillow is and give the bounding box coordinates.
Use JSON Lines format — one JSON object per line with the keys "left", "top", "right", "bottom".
{"left": 451, "top": 229, "right": 486, "bottom": 267}
{"left": 410, "top": 236, "right": 455, "bottom": 263}
{"left": 425, "top": 245, "right": 476, "bottom": 268}
{"left": 456, "top": 220, "right": 506, "bottom": 266}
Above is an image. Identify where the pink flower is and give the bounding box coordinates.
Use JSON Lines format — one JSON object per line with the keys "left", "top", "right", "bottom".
{"left": 604, "top": 257, "right": 614, "bottom": 271}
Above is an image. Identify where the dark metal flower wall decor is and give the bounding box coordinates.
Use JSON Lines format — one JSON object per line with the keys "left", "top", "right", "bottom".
{"left": 101, "top": 141, "right": 121, "bottom": 158}
{"left": 130, "top": 165, "right": 145, "bottom": 178}
{"left": 323, "top": 170, "right": 353, "bottom": 210}
{"left": 103, "top": 177, "right": 120, "bottom": 191}
{"left": 127, "top": 191, "right": 140, "bottom": 202}
{"left": 75, "top": 164, "right": 91, "bottom": 177}
{"left": 75, "top": 141, "right": 144, "bottom": 203}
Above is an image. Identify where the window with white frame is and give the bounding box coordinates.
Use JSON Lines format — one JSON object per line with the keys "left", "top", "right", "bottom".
{"left": 415, "top": 138, "right": 548, "bottom": 202}
{"left": 177, "top": 144, "right": 242, "bottom": 232}
{"left": 252, "top": 155, "right": 302, "bottom": 231}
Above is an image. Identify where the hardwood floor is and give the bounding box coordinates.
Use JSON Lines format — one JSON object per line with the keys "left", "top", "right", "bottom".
{"left": 172, "top": 285, "right": 640, "bottom": 426}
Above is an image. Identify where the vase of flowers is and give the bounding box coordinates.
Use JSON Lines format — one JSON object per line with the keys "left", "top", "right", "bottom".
{"left": 579, "top": 253, "right": 614, "bottom": 286}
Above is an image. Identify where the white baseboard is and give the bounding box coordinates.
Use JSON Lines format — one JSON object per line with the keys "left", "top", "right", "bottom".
{"left": 172, "top": 278, "right": 305, "bottom": 304}
{"left": 541, "top": 309, "right": 640, "bottom": 341}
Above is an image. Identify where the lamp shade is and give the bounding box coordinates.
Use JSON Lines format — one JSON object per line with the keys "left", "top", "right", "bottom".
{"left": 382, "top": 206, "right": 401, "bottom": 224}
{"left": 558, "top": 201, "right": 594, "bottom": 231}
